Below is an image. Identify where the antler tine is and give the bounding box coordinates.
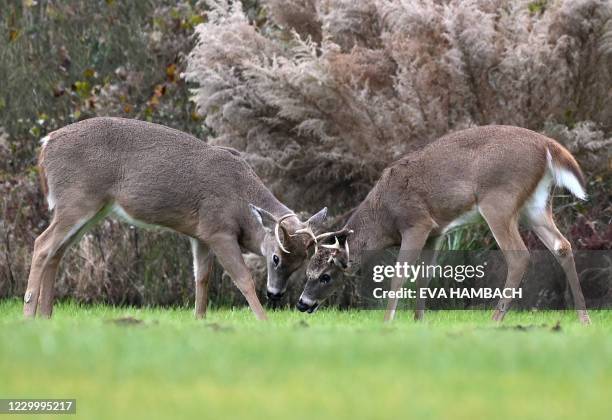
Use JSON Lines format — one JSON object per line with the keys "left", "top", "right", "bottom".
{"left": 275, "top": 222, "right": 291, "bottom": 254}
{"left": 320, "top": 236, "right": 342, "bottom": 250}
{"left": 318, "top": 229, "right": 354, "bottom": 269}
{"left": 344, "top": 236, "right": 350, "bottom": 263}
{"left": 274, "top": 212, "right": 300, "bottom": 254}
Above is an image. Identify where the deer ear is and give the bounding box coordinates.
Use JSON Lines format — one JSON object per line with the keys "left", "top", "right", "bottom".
{"left": 306, "top": 207, "right": 327, "bottom": 229}
{"left": 249, "top": 204, "right": 276, "bottom": 231}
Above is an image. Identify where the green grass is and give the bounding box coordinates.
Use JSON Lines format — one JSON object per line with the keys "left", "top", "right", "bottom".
{"left": 1, "top": 300, "right": 611, "bottom": 420}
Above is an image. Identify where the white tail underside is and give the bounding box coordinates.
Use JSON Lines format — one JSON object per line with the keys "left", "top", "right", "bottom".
{"left": 546, "top": 149, "right": 587, "bottom": 201}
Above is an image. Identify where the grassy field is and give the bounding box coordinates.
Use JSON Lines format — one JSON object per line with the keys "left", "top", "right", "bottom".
{"left": 0, "top": 300, "right": 611, "bottom": 420}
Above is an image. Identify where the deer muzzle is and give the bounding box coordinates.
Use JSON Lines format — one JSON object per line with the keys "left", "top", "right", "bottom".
{"left": 296, "top": 297, "right": 319, "bottom": 313}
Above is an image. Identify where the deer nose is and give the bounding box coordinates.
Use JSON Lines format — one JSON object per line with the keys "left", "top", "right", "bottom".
{"left": 266, "top": 290, "right": 284, "bottom": 301}
{"left": 296, "top": 298, "right": 310, "bottom": 312}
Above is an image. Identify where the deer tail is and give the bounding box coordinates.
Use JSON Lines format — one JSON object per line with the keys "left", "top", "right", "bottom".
{"left": 546, "top": 140, "right": 587, "bottom": 200}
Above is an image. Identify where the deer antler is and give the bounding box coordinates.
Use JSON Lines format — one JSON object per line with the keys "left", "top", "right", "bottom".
{"left": 275, "top": 213, "right": 298, "bottom": 254}
{"left": 320, "top": 236, "right": 342, "bottom": 250}
{"left": 344, "top": 237, "right": 350, "bottom": 264}
{"left": 290, "top": 226, "right": 318, "bottom": 254}
{"left": 275, "top": 224, "right": 290, "bottom": 254}
{"left": 319, "top": 230, "right": 353, "bottom": 269}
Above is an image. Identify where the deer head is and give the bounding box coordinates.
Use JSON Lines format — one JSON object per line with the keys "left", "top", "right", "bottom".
{"left": 249, "top": 205, "right": 327, "bottom": 302}
{"left": 296, "top": 227, "right": 353, "bottom": 313}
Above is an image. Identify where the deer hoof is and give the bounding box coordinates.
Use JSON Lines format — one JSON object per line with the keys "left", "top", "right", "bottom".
{"left": 578, "top": 310, "right": 591, "bottom": 325}
{"left": 414, "top": 310, "right": 425, "bottom": 321}
{"left": 491, "top": 309, "right": 505, "bottom": 322}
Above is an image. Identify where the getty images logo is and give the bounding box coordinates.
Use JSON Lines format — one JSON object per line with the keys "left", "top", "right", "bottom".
{"left": 372, "top": 261, "right": 487, "bottom": 283}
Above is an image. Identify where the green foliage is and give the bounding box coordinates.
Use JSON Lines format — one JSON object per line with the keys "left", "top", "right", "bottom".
{"left": 0, "top": 0, "right": 206, "bottom": 173}
{"left": 528, "top": 0, "right": 549, "bottom": 15}
{"left": 442, "top": 224, "right": 496, "bottom": 252}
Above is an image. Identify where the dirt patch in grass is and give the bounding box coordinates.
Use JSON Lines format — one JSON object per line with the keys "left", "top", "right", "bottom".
{"left": 108, "top": 316, "right": 144, "bottom": 326}
{"left": 205, "top": 322, "right": 233, "bottom": 332}
{"left": 295, "top": 320, "right": 309, "bottom": 329}
{"left": 496, "top": 322, "right": 563, "bottom": 332}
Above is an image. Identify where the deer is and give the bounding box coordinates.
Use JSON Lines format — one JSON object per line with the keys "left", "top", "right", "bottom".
{"left": 296, "top": 125, "right": 591, "bottom": 325}
{"left": 25, "top": 117, "right": 327, "bottom": 320}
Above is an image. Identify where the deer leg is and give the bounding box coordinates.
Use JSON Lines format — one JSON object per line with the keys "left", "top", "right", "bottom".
{"left": 479, "top": 203, "right": 530, "bottom": 323}
{"left": 191, "top": 239, "right": 214, "bottom": 319}
{"left": 209, "top": 234, "right": 268, "bottom": 321}
{"left": 24, "top": 221, "right": 60, "bottom": 318}
{"left": 526, "top": 208, "right": 590, "bottom": 325}
{"left": 414, "top": 236, "right": 442, "bottom": 321}
{"left": 25, "top": 205, "right": 105, "bottom": 318}
{"left": 384, "top": 225, "right": 431, "bottom": 323}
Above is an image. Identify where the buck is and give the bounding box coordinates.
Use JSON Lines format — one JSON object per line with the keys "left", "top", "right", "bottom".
{"left": 25, "top": 117, "right": 326, "bottom": 320}
{"left": 296, "top": 125, "right": 591, "bottom": 324}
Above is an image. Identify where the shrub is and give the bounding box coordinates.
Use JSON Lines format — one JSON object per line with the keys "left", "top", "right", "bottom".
{"left": 185, "top": 0, "right": 612, "bottom": 214}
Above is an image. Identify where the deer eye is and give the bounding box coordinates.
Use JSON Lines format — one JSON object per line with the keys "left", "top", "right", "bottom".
{"left": 319, "top": 273, "right": 331, "bottom": 284}
{"left": 272, "top": 254, "right": 280, "bottom": 267}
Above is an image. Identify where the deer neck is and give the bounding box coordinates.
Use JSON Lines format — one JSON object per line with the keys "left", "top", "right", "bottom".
{"left": 344, "top": 201, "right": 397, "bottom": 268}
